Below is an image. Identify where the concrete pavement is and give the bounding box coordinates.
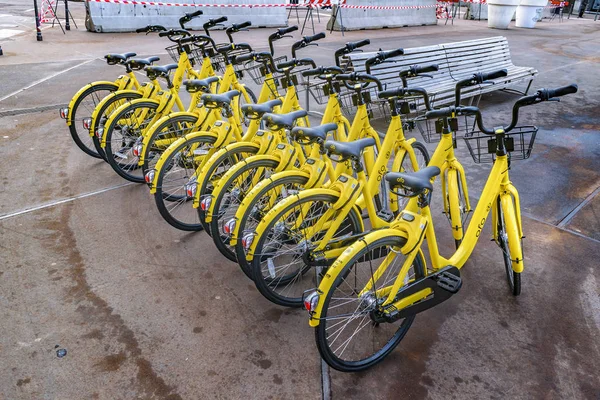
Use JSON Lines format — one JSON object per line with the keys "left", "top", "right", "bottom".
{"left": 1, "top": 2, "right": 599, "bottom": 399}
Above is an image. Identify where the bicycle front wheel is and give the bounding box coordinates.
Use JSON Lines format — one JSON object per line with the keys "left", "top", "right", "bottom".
{"left": 154, "top": 135, "right": 217, "bottom": 231}
{"left": 104, "top": 101, "right": 159, "bottom": 183}
{"left": 316, "top": 235, "right": 425, "bottom": 372}
{"left": 250, "top": 193, "right": 363, "bottom": 307}
{"left": 69, "top": 83, "right": 117, "bottom": 158}
{"left": 496, "top": 197, "right": 522, "bottom": 296}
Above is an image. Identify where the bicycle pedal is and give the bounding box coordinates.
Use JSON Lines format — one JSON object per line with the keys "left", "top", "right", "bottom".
{"left": 435, "top": 267, "right": 462, "bottom": 294}
{"left": 377, "top": 209, "right": 395, "bottom": 222}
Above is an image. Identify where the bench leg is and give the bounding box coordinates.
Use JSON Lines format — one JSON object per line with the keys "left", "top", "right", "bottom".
{"left": 524, "top": 78, "right": 533, "bottom": 95}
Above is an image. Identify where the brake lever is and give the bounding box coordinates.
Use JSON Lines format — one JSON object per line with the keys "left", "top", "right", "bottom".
{"left": 480, "top": 80, "right": 496, "bottom": 86}
{"left": 418, "top": 73, "right": 433, "bottom": 79}
{"left": 548, "top": 98, "right": 561, "bottom": 102}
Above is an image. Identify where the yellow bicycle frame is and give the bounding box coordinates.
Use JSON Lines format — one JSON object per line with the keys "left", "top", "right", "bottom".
{"left": 308, "top": 133, "right": 524, "bottom": 327}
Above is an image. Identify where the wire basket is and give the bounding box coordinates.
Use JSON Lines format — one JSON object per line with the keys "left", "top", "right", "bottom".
{"left": 338, "top": 89, "right": 391, "bottom": 121}
{"left": 463, "top": 126, "right": 538, "bottom": 163}
{"left": 165, "top": 44, "right": 206, "bottom": 69}
{"left": 414, "top": 114, "right": 477, "bottom": 144}
{"left": 243, "top": 55, "right": 288, "bottom": 85}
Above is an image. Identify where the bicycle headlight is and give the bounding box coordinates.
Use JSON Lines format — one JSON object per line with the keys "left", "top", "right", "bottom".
{"left": 144, "top": 170, "right": 155, "bottom": 184}
{"left": 59, "top": 108, "right": 69, "bottom": 119}
{"left": 132, "top": 143, "right": 143, "bottom": 157}
{"left": 242, "top": 232, "right": 255, "bottom": 251}
{"left": 185, "top": 182, "right": 197, "bottom": 198}
{"left": 303, "top": 291, "right": 320, "bottom": 313}
{"left": 200, "top": 196, "right": 212, "bottom": 211}
{"left": 82, "top": 118, "right": 92, "bottom": 130}
{"left": 223, "top": 219, "right": 236, "bottom": 235}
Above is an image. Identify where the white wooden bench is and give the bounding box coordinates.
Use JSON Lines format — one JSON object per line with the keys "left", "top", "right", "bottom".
{"left": 343, "top": 36, "right": 538, "bottom": 114}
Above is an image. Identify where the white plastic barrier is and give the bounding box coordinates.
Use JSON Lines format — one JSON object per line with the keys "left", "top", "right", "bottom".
{"left": 326, "top": 0, "right": 438, "bottom": 31}
{"left": 85, "top": 0, "right": 287, "bottom": 33}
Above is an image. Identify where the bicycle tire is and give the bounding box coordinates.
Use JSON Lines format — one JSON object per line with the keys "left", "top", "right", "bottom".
{"left": 250, "top": 193, "right": 363, "bottom": 307}
{"left": 496, "top": 198, "right": 522, "bottom": 296}
{"left": 235, "top": 174, "right": 310, "bottom": 280}
{"left": 197, "top": 144, "right": 260, "bottom": 235}
{"left": 154, "top": 134, "right": 217, "bottom": 231}
{"left": 104, "top": 100, "right": 159, "bottom": 183}
{"left": 211, "top": 158, "right": 281, "bottom": 262}
{"left": 315, "top": 235, "right": 425, "bottom": 372}
{"left": 141, "top": 113, "right": 200, "bottom": 177}
{"left": 91, "top": 91, "right": 143, "bottom": 161}
{"left": 69, "top": 83, "right": 118, "bottom": 158}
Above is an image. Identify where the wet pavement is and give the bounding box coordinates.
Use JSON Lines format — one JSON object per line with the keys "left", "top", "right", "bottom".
{"left": 0, "top": 1, "right": 599, "bottom": 399}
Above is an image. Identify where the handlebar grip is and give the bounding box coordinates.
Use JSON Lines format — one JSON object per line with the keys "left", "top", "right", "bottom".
{"left": 415, "top": 64, "right": 439, "bottom": 74}
{"left": 378, "top": 88, "right": 406, "bottom": 98}
{"left": 480, "top": 69, "right": 508, "bottom": 81}
{"left": 425, "top": 107, "right": 452, "bottom": 119}
{"left": 136, "top": 27, "right": 147, "bottom": 33}
{"left": 213, "top": 16, "right": 228, "bottom": 24}
{"left": 158, "top": 31, "right": 169, "bottom": 37}
{"left": 305, "top": 32, "right": 326, "bottom": 44}
{"left": 383, "top": 48, "right": 404, "bottom": 60}
{"left": 302, "top": 67, "right": 325, "bottom": 77}
{"left": 278, "top": 59, "right": 295, "bottom": 69}
{"left": 545, "top": 84, "right": 578, "bottom": 99}
{"left": 279, "top": 25, "right": 298, "bottom": 35}
{"left": 235, "top": 43, "right": 253, "bottom": 52}
{"left": 347, "top": 39, "right": 370, "bottom": 51}
{"left": 233, "top": 21, "right": 252, "bottom": 30}
{"left": 234, "top": 53, "right": 255, "bottom": 64}
{"left": 188, "top": 10, "right": 203, "bottom": 18}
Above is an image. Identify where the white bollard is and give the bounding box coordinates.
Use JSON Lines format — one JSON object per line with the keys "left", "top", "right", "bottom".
{"left": 515, "top": 0, "right": 548, "bottom": 27}
{"left": 487, "top": 0, "right": 520, "bottom": 28}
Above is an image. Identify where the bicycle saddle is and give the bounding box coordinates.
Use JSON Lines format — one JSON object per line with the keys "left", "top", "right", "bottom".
{"left": 201, "top": 90, "right": 240, "bottom": 108}
{"left": 262, "top": 110, "right": 308, "bottom": 130}
{"left": 241, "top": 99, "right": 283, "bottom": 120}
{"left": 291, "top": 123, "right": 337, "bottom": 144}
{"left": 385, "top": 166, "right": 440, "bottom": 193}
{"left": 184, "top": 77, "right": 220, "bottom": 93}
{"left": 324, "top": 137, "right": 376, "bottom": 160}
{"left": 127, "top": 56, "right": 160, "bottom": 71}
{"left": 144, "top": 64, "right": 178, "bottom": 79}
{"left": 105, "top": 52, "right": 137, "bottom": 65}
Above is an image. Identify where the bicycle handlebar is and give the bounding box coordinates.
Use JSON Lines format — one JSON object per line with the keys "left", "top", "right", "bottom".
{"left": 336, "top": 72, "right": 383, "bottom": 92}
{"left": 426, "top": 84, "right": 578, "bottom": 134}
{"left": 454, "top": 68, "right": 508, "bottom": 106}
{"left": 268, "top": 25, "right": 298, "bottom": 56}
{"left": 203, "top": 16, "right": 227, "bottom": 36}
{"left": 378, "top": 87, "right": 433, "bottom": 111}
{"left": 334, "top": 39, "right": 370, "bottom": 67}
{"left": 158, "top": 29, "right": 191, "bottom": 42}
{"left": 136, "top": 25, "right": 167, "bottom": 34}
{"left": 365, "top": 48, "right": 404, "bottom": 74}
{"left": 226, "top": 21, "right": 252, "bottom": 43}
{"left": 277, "top": 57, "right": 317, "bottom": 72}
{"left": 291, "top": 32, "right": 326, "bottom": 58}
{"left": 179, "top": 10, "right": 203, "bottom": 29}
{"left": 301, "top": 66, "right": 344, "bottom": 78}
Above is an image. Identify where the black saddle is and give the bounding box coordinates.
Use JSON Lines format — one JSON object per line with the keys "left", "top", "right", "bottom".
{"left": 324, "top": 137, "right": 376, "bottom": 160}
{"left": 127, "top": 56, "right": 160, "bottom": 71}
{"left": 105, "top": 52, "right": 136, "bottom": 65}
{"left": 385, "top": 166, "right": 440, "bottom": 193}
{"left": 291, "top": 123, "right": 337, "bottom": 144}
{"left": 201, "top": 90, "right": 240, "bottom": 109}
{"left": 183, "top": 77, "right": 220, "bottom": 93}
{"left": 242, "top": 99, "right": 283, "bottom": 120}
{"left": 262, "top": 110, "right": 308, "bottom": 130}
{"left": 144, "top": 64, "right": 178, "bottom": 80}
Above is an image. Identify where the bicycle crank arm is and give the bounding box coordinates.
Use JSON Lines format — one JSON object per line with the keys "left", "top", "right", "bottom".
{"left": 378, "top": 265, "right": 462, "bottom": 323}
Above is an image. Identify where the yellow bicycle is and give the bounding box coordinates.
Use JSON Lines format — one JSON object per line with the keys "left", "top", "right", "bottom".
{"left": 303, "top": 84, "right": 578, "bottom": 372}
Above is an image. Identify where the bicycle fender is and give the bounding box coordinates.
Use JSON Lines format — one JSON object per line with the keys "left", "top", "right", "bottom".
{"left": 246, "top": 188, "right": 340, "bottom": 259}
{"left": 230, "top": 170, "right": 312, "bottom": 244}
{"left": 100, "top": 98, "right": 160, "bottom": 147}
{"left": 192, "top": 142, "right": 261, "bottom": 208}
{"left": 205, "top": 154, "right": 280, "bottom": 222}
{"left": 66, "top": 81, "right": 119, "bottom": 125}
{"left": 309, "top": 229, "right": 407, "bottom": 327}
{"left": 90, "top": 89, "right": 142, "bottom": 137}
{"left": 149, "top": 130, "right": 217, "bottom": 193}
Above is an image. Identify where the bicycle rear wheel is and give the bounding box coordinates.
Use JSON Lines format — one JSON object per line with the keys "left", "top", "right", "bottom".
{"left": 250, "top": 193, "right": 363, "bottom": 307}
{"left": 235, "top": 175, "right": 309, "bottom": 279}
{"left": 154, "top": 135, "right": 217, "bottom": 231}
{"left": 141, "top": 114, "right": 200, "bottom": 177}
{"left": 316, "top": 235, "right": 425, "bottom": 372}
{"left": 69, "top": 83, "right": 117, "bottom": 158}
{"left": 104, "top": 101, "right": 159, "bottom": 183}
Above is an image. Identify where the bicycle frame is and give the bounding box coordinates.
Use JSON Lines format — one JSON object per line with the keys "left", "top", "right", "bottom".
{"left": 308, "top": 137, "right": 524, "bottom": 327}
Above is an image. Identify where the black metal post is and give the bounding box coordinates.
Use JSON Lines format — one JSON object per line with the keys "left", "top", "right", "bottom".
{"left": 64, "top": 0, "right": 70, "bottom": 30}
{"left": 33, "top": 0, "right": 43, "bottom": 41}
